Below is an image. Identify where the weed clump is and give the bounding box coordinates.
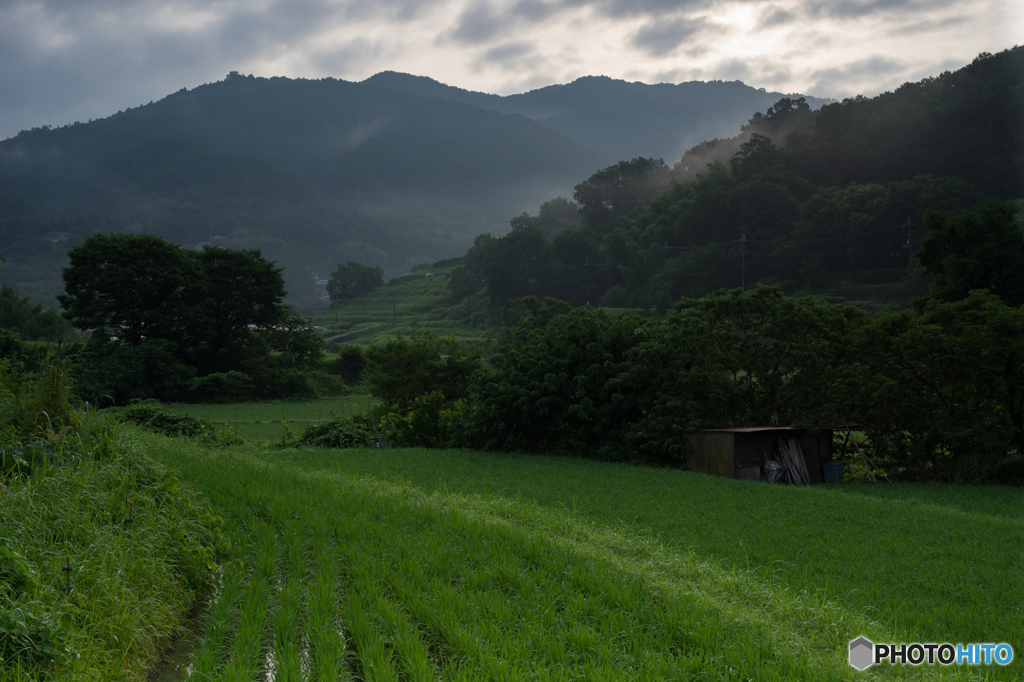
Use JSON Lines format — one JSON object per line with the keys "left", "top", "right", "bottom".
{"left": 113, "top": 402, "right": 216, "bottom": 440}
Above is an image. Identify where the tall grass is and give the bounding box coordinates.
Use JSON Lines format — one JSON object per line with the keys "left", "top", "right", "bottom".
{"left": 0, "top": 409, "right": 225, "bottom": 681}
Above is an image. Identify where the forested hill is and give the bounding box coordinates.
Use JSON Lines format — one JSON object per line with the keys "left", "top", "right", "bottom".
{"left": 0, "top": 73, "right": 601, "bottom": 300}
{"left": 784, "top": 47, "right": 1024, "bottom": 201}
{"left": 363, "top": 72, "right": 832, "bottom": 167}
{"left": 0, "top": 73, "right": 598, "bottom": 226}
{"left": 450, "top": 48, "right": 1024, "bottom": 315}
{"left": 0, "top": 70, "right": 827, "bottom": 304}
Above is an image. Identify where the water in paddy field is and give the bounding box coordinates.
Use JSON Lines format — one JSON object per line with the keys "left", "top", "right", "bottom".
{"left": 150, "top": 568, "right": 221, "bottom": 681}
{"left": 149, "top": 614, "right": 204, "bottom": 681}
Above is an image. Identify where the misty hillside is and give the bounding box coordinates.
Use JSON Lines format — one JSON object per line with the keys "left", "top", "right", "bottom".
{"left": 449, "top": 48, "right": 1024, "bottom": 315}
{"left": 0, "top": 73, "right": 599, "bottom": 229}
{"left": 363, "top": 72, "right": 832, "bottom": 166}
{"left": 0, "top": 70, "right": 826, "bottom": 303}
{"left": 0, "top": 73, "right": 605, "bottom": 299}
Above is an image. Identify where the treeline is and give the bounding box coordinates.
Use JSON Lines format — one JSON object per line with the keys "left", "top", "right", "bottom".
{"left": 331, "top": 194, "right": 1024, "bottom": 485}
{"left": 451, "top": 48, "right": 1023, "bottom": 312}
{"left": 351, "top": 282, "right": 1024, "bottom": 485}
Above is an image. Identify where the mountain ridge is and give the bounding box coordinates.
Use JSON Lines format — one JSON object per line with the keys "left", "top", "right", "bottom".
{"left": 362, "top": 71, "right": 833, "bottom": 165}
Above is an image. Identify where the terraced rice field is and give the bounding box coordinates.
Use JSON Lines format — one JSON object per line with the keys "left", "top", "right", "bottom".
{"left": 147, "top": 439, "right": 1024, "bottom": 681}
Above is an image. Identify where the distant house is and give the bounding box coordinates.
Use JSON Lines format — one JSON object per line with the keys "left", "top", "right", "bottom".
{"left": 684, "top": 427, "right": 834, "bottom": 484}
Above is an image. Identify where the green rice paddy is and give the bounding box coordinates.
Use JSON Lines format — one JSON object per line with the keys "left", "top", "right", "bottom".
{"left": 163, "top": 397, "right": 378, "bottom": 441}
{"left": 147, "top": 434, "right": 1023, "bottom": 681}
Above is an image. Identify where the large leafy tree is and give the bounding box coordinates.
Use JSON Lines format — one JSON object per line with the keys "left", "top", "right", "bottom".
{"left": 836, "top": 291, "right": 1024, "bottom": 482}
{"left": 192, "top": 246, "right": 288, "bottom": 372}
{"left": 326, "top": 262, "right": 383, "bottom": 305}
{"left": 60, "top": 234, "right": 292, "bottom": 375}
{"left": 470, "top": 300, "right": 650, "bottom": 455}
{"left": 58, "top": 233, "right": 204, "bottom": 347}
{"left": 573, "top": 157, "right": 669, "bottom": 234}
{"left": 916, "top": 199, "right": 1024, "bottom": 307}
{"left": 673, "top": 285, "right": 863, "bottom": 427}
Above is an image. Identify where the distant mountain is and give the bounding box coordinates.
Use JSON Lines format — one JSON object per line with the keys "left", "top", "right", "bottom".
{"left": 0, "top": 70, "right": 828, "bottom": 304}
{"left": 0, "top": 73, "right": 598, "bottom": 223}
{"left": 363, "top": 72, "right": 832, "bottom": 166}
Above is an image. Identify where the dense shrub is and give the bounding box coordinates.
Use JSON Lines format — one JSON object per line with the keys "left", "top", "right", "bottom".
{"left": 366, "top": 330, "right": 483, "bottom": 415}
{"left": 73, "top": 331, "right": 194, "bottom": 406}
{"left": 468, "top": 303, "right": 649, "bottom": 456}
{"left": 187, "top": 371, "right": 256, "bottom": 404}
{"left": 330, "top": 344, "right": 368, "bottom": 383}
{"left": 295, "top": 415, "right": 377, "bottom": 449}
{"left": 837, "top": 290, "right": 1024, "bottom": 482}
{"left": 0, "top": 284, "right": 66, "bottom": 342}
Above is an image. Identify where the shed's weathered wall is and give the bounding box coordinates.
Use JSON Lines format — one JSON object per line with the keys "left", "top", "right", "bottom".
{"left": 798, "top": 431, "right": 833, "bottom": 484}
{"left": 684, "top": 433, "right": 735, "bottom": 478}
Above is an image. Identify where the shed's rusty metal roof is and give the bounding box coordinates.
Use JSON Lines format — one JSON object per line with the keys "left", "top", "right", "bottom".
{"left": 698, "top": 427, "right": 803, "bottom": 433}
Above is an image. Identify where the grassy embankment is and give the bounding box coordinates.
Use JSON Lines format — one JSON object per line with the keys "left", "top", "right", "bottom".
{"left": 0, "top": 411, "right": 226, "bottom": 682}
{"left": 140, "top": 413, "right": 1023, "bottom": 681}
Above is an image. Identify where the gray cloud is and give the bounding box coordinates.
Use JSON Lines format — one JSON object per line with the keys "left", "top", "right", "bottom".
{"left": 482, "top": 42, "right": 535, "bottom": 62}
{"left": 447, "top": 0, "right": 566, "bottom": 46}
{"left": 759, "top": 6, "right": 797, "bottom": 27}
{"left": 809, "top": 55, "right": 905, "bottom": 96}
{"left": 715, "top": 58, "right": 753, "bottom": 81}
{"left": 448, "top": 3, "right": 505, "bottom": 44}
{"left": 598, "top": 0, "right": 710, "bottom": 20}
{"left": 632, "top": 16, "right": 712, "bottom": 57}
{"left": 808, "top": 0, "right": 955, "bottom": 19}
{"left": 309, "top": 39, "right": 388, "bottom": 76}
{"left": 509, "top": 0, "right": 559, "bottom": 21}
{"left": 890, "top": 14, "right": 967, "bottom": 34}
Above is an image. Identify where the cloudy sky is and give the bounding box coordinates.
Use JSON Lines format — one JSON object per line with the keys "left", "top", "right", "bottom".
{"left": 1, "top": 0, "right": 1020, "bottom": 140}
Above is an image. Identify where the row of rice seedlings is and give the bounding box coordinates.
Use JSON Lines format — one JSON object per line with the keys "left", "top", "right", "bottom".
{"left": 261, "top": 522, "right": 301, "bottom": 682}
{"left": 187, "top": 560, "right": 244, "bottom": 679}
{"left": 217, "top": 521, "right": 278, "bottom": 682}
{"left": 307, "top": 523, "right": 349, "bottom": 681}
{"left": 341, "top": 553, "right": 400, "bottom": 682}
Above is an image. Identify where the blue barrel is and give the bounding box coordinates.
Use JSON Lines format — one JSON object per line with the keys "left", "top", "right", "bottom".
{"left": 823, "top": 461, "right": 845, "bottom": 483}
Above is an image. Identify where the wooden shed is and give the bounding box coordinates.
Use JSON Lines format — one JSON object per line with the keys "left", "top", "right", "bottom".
{"left": 683, "top": 427, "right": 834, "bottom": 484}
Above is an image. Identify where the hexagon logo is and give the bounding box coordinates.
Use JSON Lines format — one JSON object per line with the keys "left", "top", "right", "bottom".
{"left": 849, "top": 637, "right": 875, "bottom": 670}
